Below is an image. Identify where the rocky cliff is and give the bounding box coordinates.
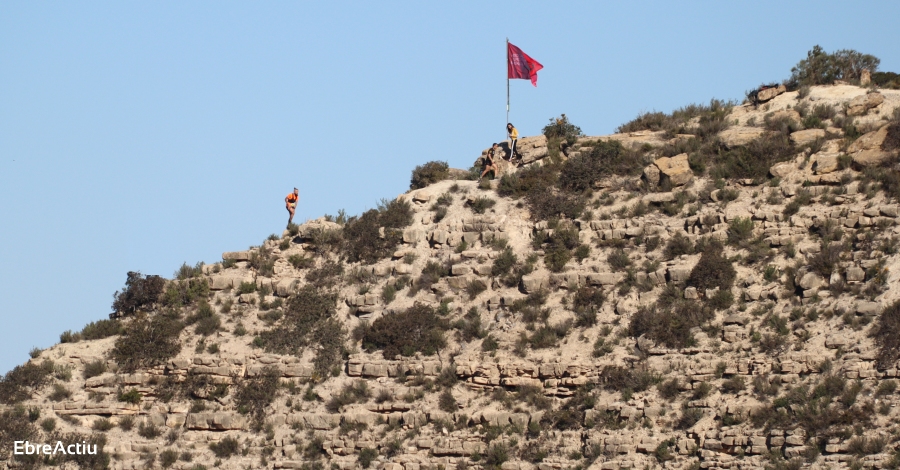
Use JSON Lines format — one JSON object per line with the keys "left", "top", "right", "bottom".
{"left": 3, "top": 83, "right": 900, "bottom": 470}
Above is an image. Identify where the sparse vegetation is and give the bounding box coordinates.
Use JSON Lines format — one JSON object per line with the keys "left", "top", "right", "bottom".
{"left": 112, "top": 271, "right": 166, "bottom": 316}
{"left": 362, "top": 303, "right": 447, "bottom": 358}
{"left": 410, "top": 160, "right": 450, "bottom": 189}
{"left": 255, "top": 286, "right": 345, "bottom": 376}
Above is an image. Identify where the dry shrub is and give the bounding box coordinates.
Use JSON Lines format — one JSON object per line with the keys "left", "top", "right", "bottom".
{"left": 629, "top": 300, "right": 713, "bottom": 348}
{"left": 342, "top": 199, "right": 413, "bottom": 263}
{"left": 362, "top": 303, "right": 448, "bottom": 358}
{"left": 112, "top": 314, "right": 183, "bottom": 372}
{"left": 687, "top": 241, "right": 736, "bottom": 292}
{"left": 872, "top": 300, "right": 900, "bottom": 369}
{"left": 559, "top": 140, "right": 644, "bottom": 192}
{"left": 112, "top": 271, "right": 166, "bottom": 316}
{"left": 0, "top": 360, "right": 53, "bottom": 404}
{"left": 235, "top": 366, "right": 280, "bottom": 429}
{"left": 410, "top": 161, "right": 449, "bottom": 189}
{"left": 255, "top": 286, "right": 344, "bottom": 376}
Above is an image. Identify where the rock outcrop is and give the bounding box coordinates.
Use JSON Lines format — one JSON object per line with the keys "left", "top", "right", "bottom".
{"left": 5, "top": 83, "right": 900, "bottom": 470}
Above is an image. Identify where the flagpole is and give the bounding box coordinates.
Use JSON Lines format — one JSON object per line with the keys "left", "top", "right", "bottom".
{"left": 506, "top": 38, "right": 510, "bottom": 127}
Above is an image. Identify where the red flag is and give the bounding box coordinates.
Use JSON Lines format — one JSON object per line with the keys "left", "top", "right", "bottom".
{"left": 507, "top": 42, "right": 543, "bottom": 87}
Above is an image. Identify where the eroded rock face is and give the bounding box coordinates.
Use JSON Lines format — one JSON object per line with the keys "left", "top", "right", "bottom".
{"left": 790, "top": 129, "right": 826, "bottom": 146}
{"left": 847, "top": 92, "right": 884, "bottom": 116}
{"left": 757, "top": 84, "right": 786, "bottom": 102}
{"left": 653, "top": 153, "right": 692, "bottom": 186}
{"left": 849, "top": 124, "right": 891, "bottom": 167}
{"left": 719, "top": 127, "right": 766, "bottom": 148}
{"left": 12, "top": 84, "right": 900, "bottom": 470}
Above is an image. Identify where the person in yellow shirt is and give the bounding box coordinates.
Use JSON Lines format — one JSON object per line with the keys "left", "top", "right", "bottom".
{"left": 285, "top": 188, "right": 299, "bottom": 227}
{"left": 506, "top": 123, "right": 521, "bottom": 162}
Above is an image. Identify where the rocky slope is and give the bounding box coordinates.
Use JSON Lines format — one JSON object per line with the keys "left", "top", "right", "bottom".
{"left": 3, "top": 83, "right": 900, "bottom": 470}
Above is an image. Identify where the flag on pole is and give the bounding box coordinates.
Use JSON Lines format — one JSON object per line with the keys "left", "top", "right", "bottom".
{"left": 507, "top": 42, "right": 543, "bottom": 87}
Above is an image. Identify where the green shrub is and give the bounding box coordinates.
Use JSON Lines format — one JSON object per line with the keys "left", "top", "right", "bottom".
{"left": 363, "top": 303, "right": 447, "bottom": 358}
{"left": 526, "top": 189, "right": 584, "bottom": 221}
{"left": 469, "top": 197, "right": 496, "bottom": 214}
{"left": 209, "top": 436, "right": 240, "bottom": 458}
{"left": 235, "top": 366, "right": 279, "bottom": 428}
{"left": 491, "top": 247, "right": 517, "bottom": 277}
{"left": 520, "top": 320, "right": 572, "bottom": 349}
{"left": 543, "top": 114, "right": 583, "bottom": 144}
{"left": 118, "top": 388, "right": 142, "bottom": 404}
{"left": 872, "top": 300, "right": 900, "bottom": 368}
{"left": 544, "top": 245, "right": 571, "bottom": 272}
{"left": 60, "top": 330, "right": 81, "bottom": 343}
{"left": 342, "top": 200, "right": 413, "bottom": 263}
{"left": 138, "top": 421, "right": 161, "bottom": 439}
{"left": 465, "top": 279, "right": 487, "bottom": 299}
{"left": 175, "top": 262, "right": 204, "bottom": 280}
{"left": 727, "top": 217, "right": 754, "bottom": 245}
{"left": 789, "top": 45, "right": 880, "bottom": 86}
{"left": 112, "top": 315, "right": 183, "bottom": 372}
{"left": 40, "top": 417, "right": 56, "bottom": 433}
{"left": 687, "top": 242, "right": 736, "bottom": 292}
{"left": 92, "top": 418, "right": 114, "bottom": 432}
{"left": 410, "top": 161, "right": 450, "bottom": 189}
{"left": 159, "top": 449, "right": 179, "bottom": 468}
{"left": 48, "top": 383, "right": 71, "bottom": 401}
{"left": 573, "top": 287, "right": 604, "bottom": 328}
{"left": 255, "top": 286, "right": 344, "bottom": 376}
{"left": 0, "top": 361, "right": 54, "bottom": 404}
{"left": 437, "top": 389, "right": 458, "bottom": 412}
{"left": 883, "top": 122, "right": 900, "bottom": 152}
{"left": 607, "top": 249, "right": 631, "bottom": 269}
{"left": 249, "top": 246, "right": 276, "bottom": 277}
{"left": 112, "top": 271, "right": 166, "bottom": 316}
{"left": 712, "top": 132, "right": 795, "bottom": 181}
{"left": 663, "top": 232, "right": 694, "bottom": 259}
{"left": 358, "top": 448, "right": 378, "bottom": 469}
{"left": 601, "top": 366, "right": 659, "bottom": 395}
{"left": 658, "top": 379, "right": 680, "bottom": 400}
{"left": 288, "top": 254, "right": 314, "bottom": 270}
{"left": 707, "top": 289, "right": 734, "bottom": 310}
{"left": 412, "top": 260, "right": 450, "bottom": 293}
{"left": 676, "top": 407, "right": 704, "bottom": 430}
{"left": 161, "top": 277, "right": 209, "bottom": 308}
{"left": 808, "top": 242, "right": 844, "bottom": 278}
{"left": 381, "top": 284, "right": 397, "bottom": 304}
{"left": 83, "top": 359, "right": 107, "bottom": 380}
{"left": 497, "top": 163, "right": 558, "bottom": 199}
{"left": 629, "top": 300, "right": 713, "bottom": 348}
{"left": 80, "top": 319, "right": 123, "bottom": 340}
{"left": 560, "top": 140, "right": 645, "bottom": 192}
{"left": 237, "top": 281, "right": 257, "bottom": 294}
{"left": 721, "top": 376, "right": 745, "bottom": 394}
{"left": 453, "top": 308, "right": 486, "bottom": 343}
{"left": 873, "top": 71, "right": 900, "bottom": 89}
{"left": 484, "top": 443, "right": 509, "bottom": 468}
{"left": 325, "top": 380, "right": 370, "bottom": 413}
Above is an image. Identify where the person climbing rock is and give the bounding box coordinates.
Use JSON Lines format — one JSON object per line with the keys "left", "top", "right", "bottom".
{"left": 506, "top": 123, "right": 522, "bottom": 162}
{"left": 285, "top": 187, "right": 299, "bottom": 227}
{"left": 480, "top": 144, "right": 499, "bottom": 180}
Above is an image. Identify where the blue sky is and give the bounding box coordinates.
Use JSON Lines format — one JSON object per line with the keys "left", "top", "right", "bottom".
{"left": 2, "top": 1, "right": 898, "bottom": 374}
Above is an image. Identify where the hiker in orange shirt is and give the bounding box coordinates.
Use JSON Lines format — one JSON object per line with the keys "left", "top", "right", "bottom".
{"left": 285, "top": 188, "right": 299, "bottom": 227}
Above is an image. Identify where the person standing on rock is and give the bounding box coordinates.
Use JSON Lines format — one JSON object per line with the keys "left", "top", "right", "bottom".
{"left": 481, "top": 144, "right": 499, "bottom": 180}
{"left": 285, "top": 188, "right": 299, "bottom": 228}
{"left": 507, "top": 123, "right": 522, "bottom": 162}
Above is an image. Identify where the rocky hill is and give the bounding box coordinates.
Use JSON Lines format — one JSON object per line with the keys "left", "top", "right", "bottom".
{"left": 3, "top": 83, "right": 900, "bottom": 470}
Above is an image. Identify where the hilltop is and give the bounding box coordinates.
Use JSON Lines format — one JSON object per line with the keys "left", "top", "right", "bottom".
{"left": 4, "top": 69, "right": 900, "bottom": 469}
